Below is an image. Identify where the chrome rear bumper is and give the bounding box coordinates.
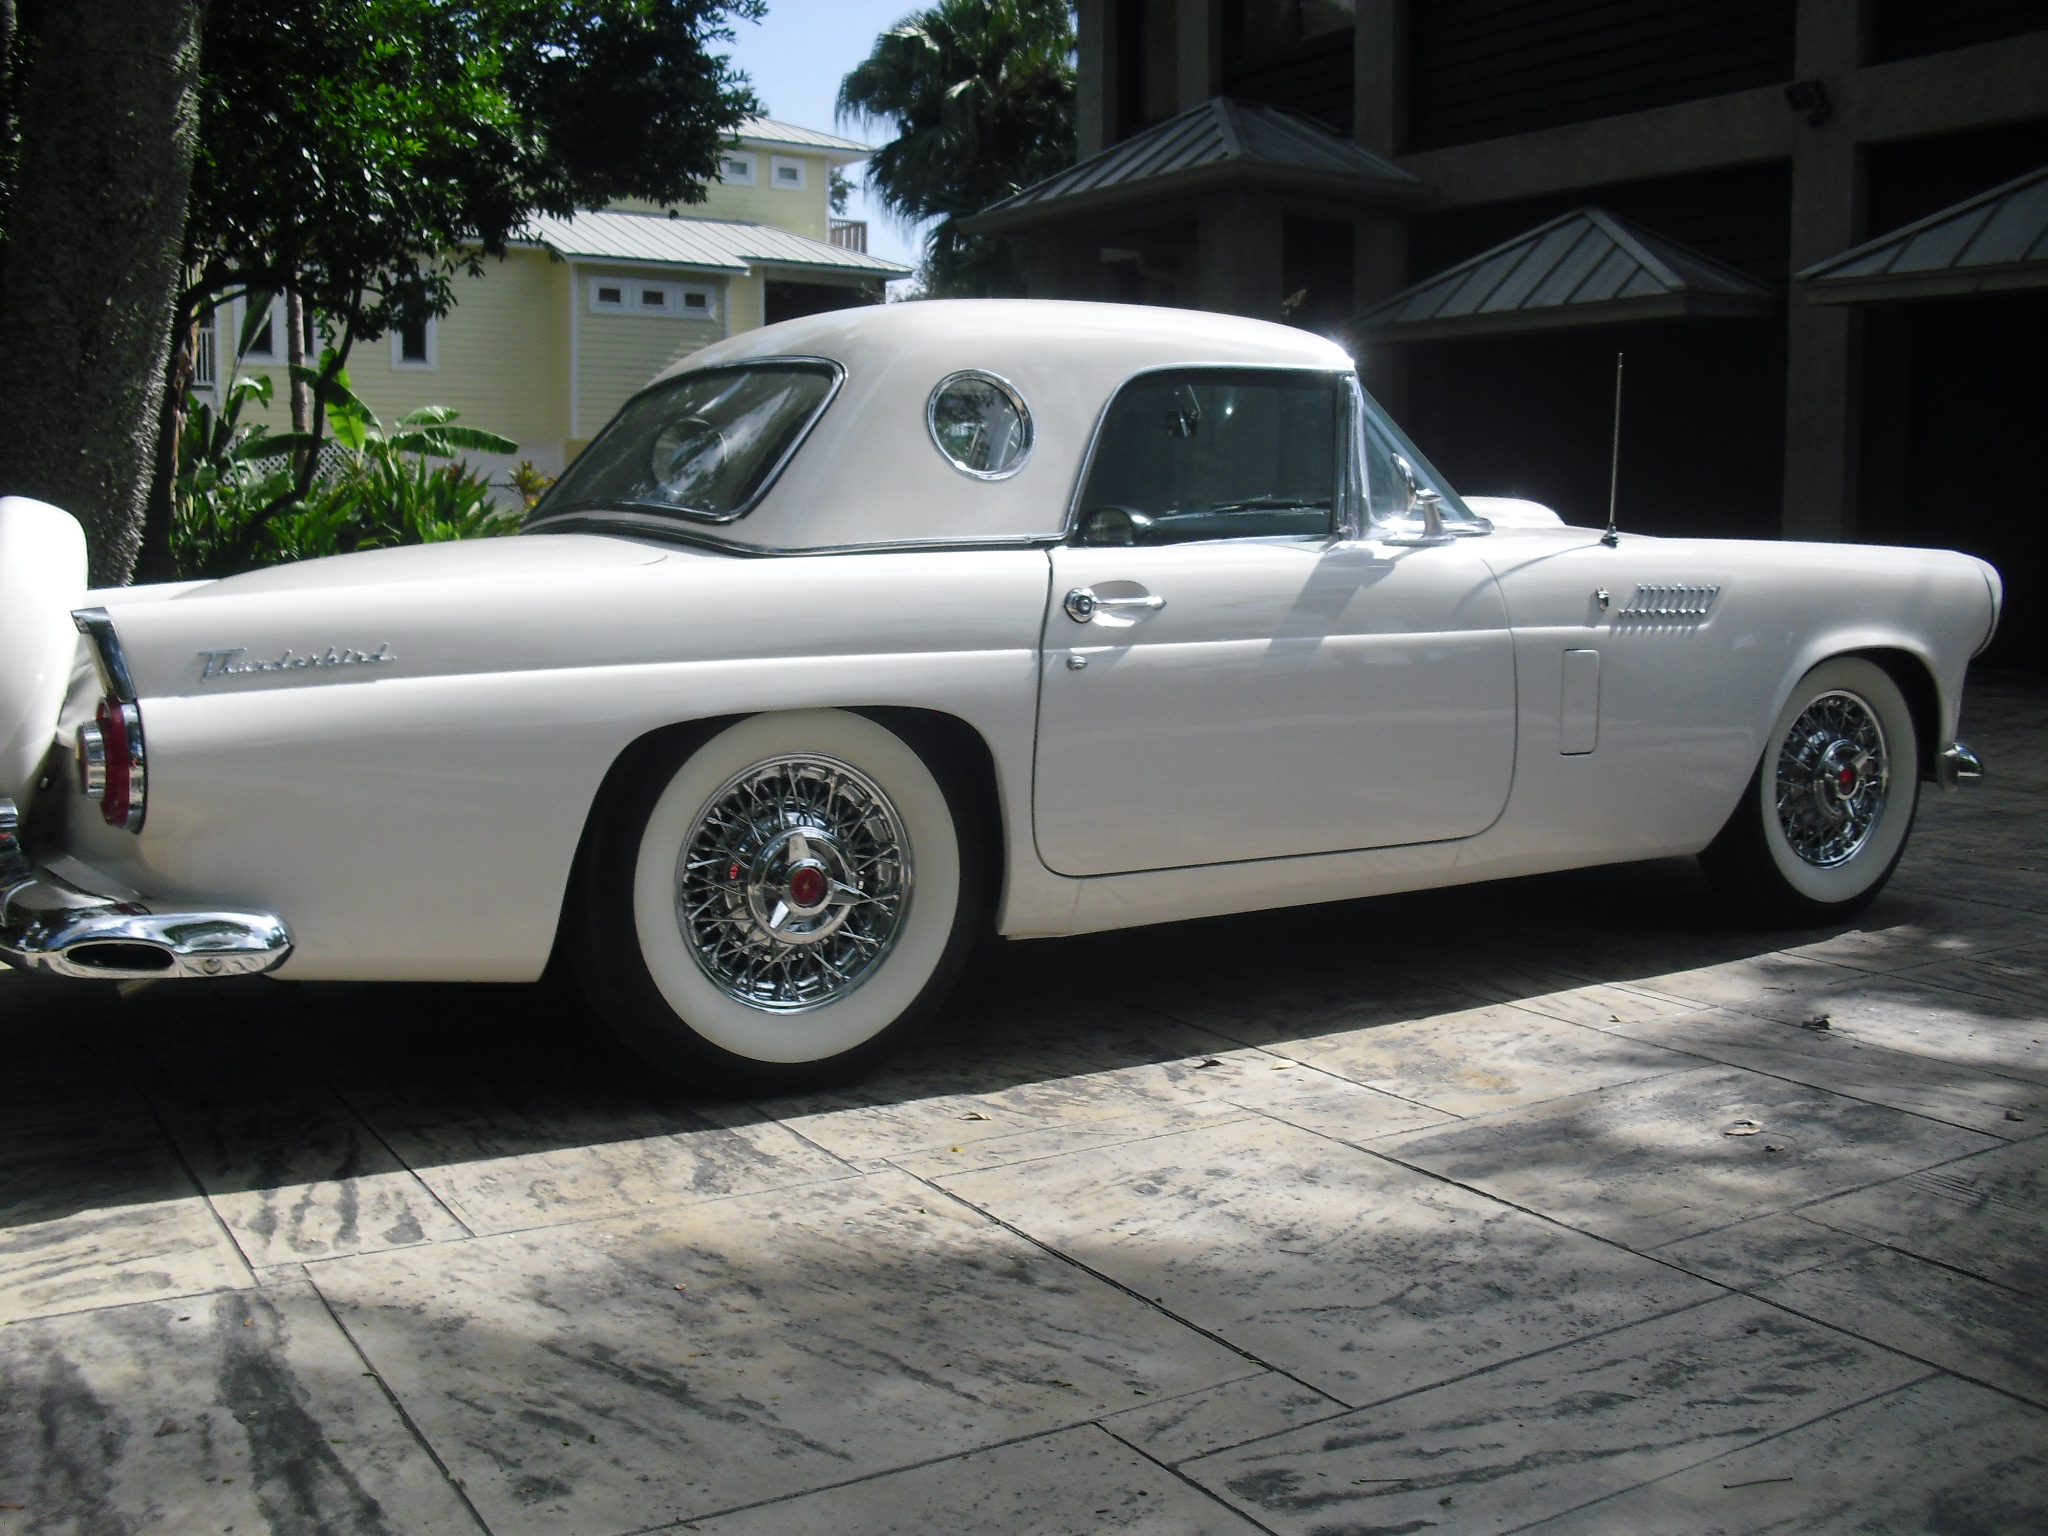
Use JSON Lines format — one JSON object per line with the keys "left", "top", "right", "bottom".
{"left": 0, "top": 869, "right": 292, "bottom": 980}
{"left": 1937, "top": 741, "right": 1985, "bottom": 792}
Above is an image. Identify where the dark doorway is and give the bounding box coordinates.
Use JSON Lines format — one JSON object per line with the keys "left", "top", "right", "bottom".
{"left": 1400, "top": 318, "right": 1785, "bottom": 539}
{"left": 1861, "top": 292, "right": 2048, "bottom": 670}
{"left": 764, "top": 280, "right": 880, "bottom": 326}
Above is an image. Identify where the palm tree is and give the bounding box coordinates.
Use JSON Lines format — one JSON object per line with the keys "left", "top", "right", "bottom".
{"left": 838, "top": 0, "right": 1074, "bottom": 297}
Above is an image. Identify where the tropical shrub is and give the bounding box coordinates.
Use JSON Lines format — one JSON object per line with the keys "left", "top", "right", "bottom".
{"left": 173, "top": 361, "right": 518, "bottom": 577}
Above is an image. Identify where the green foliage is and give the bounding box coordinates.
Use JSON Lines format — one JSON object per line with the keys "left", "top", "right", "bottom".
{"left": 187, "top": 0, "right": 767, "bottom": 346}
{"left": 837, "top": 0, "right": 1075, "bottom": 297}
{"left": 147, "top": 0, "right": 765, "bottom": 579}
{"left": 509, "top": 459, "right": 558, "bottom": 510}
{"left": 173, "top": 350, "right": 521, "bottom": 577}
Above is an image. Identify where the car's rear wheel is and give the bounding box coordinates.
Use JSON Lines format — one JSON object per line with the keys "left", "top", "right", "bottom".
{"left": 568, "top": 710, "right": 985, "bottom": 1093}
{"left": 1700, "top": 656, "right": 1919, "bottom": 927}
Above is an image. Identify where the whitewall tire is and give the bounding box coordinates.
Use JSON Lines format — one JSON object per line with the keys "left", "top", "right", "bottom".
{"left": 568, "top": 710, "right": 986, "bottom": 1092}
{"left": 1701, "top": 656, "right": 1920, "bottom": 926}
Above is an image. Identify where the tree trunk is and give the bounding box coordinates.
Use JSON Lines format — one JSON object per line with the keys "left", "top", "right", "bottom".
{"left": 135, "top": 299, "right": 200, "bottom": 584}
{"left": 286, "top": 285, "right": 310, "bottom": 471}
{"left": 0, "top": 0, "right": 208, "bottom": 586}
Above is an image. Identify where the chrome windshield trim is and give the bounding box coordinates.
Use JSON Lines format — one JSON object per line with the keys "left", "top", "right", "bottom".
{"left": 526, "top": 354, "right": 846, "bottom": 529}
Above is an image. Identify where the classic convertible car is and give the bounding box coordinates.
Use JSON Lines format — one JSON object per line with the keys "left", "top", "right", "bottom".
{"left": 0, "top": 301, "right": 1999, "bottom": 1089}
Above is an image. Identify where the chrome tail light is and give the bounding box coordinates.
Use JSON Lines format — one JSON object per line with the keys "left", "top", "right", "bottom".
{"left": 75, "top": 698, "right": 146, "bottom": 831}
{"left": 69, "top": 607, "right": 147, "bottom": 833}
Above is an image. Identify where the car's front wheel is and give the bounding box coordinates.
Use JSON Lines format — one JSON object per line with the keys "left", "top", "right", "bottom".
{"left": 1700, "top": 656, "right": 1920, "bottom": 927}
{"left": 567, "top": 710, "right": 985, "bottom": 1093}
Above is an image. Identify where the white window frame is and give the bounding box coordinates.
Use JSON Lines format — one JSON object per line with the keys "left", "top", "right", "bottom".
{"left": 191, "top": 309, "right": 219, "bottom": 390}
{"left": 590, "top": 276, "right": 717, "bottom": 321}
{"left": 718, "top": 150, "right": 757, "bottom": 186}
{"left": 239, "top": 293, "right": 281, "bottom": 361}
{"left": 769, "top": 155, "right": 808, "bottom": 191}
{"left": 390, "top": 314, "right": 438, "bottom": 370}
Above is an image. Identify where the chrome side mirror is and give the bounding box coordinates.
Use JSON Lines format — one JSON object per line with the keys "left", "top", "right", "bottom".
{"left": 1382, "top": 454, "right": 1448, "bottom": 545}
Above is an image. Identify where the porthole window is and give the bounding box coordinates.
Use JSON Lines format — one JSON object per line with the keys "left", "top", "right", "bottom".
{"left": 926, "top": 371, "right": 1033, "bottom": 480}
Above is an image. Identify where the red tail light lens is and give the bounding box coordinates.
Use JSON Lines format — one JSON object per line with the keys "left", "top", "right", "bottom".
{"left": 74, "top": 697, "right": 146, "bottom": 832}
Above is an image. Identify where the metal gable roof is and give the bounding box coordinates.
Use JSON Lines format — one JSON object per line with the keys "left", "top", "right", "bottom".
{"left": 524, "top": 209, "right": 909, "bottom": 278}
{"left": 964, "top": 97, "right": 1428, "bottom": 233}
{"left": 1355, "top": 207, "right": 1777, "bottom": 342}
{"left": 736, "top": 115, "right": 874, "bottom": 159}
{"left": 1798, "top": 164, "right": 2048, "bottom": 302}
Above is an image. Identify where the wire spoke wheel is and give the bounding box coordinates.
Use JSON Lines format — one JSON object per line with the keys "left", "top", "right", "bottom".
{"left": 677, "top": 753, "right": 912, "bottom": 1011}
{"left": 1773, "top": 689, "right": 1890, "bottom": 868}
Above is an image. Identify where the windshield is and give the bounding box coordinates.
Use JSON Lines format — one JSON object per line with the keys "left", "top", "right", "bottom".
{"left": 1355, "top": 383, "right": 1482, "bottom": 530}
{"left": 535, "top": 362, "right": 839, "bottom": 524}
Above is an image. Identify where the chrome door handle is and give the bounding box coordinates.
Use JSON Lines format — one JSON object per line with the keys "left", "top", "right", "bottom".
{"left": 1064, "top": 587, "right": 1165, "bottom": 623}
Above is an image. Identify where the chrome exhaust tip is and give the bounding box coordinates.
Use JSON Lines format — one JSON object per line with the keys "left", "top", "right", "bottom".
{"left": 0, "top": 869, "right": 291, "bottom": 980}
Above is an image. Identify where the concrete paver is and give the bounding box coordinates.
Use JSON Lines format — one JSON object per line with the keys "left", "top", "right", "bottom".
{"left": 685, "top": 1425, "right": 1268, "bottom": 1535}
{"left": 939, "top": 1115, "right": 1719, "bottom": 1407}
{"left": 1375, "top": 1064, "right": 2000, "bottom": 1248}
{"left": 1518, "top": 1374, "right": 2048, "bottom": 1535}
{"left": 2, "top": 670, "right": 2045, "bottom": 1533}
{"left": 312, "top": 1169, "right": 1251, "bottom": 1535}
{"left": 1181, "top": 1295, "right": 1928, "bottom": 1536}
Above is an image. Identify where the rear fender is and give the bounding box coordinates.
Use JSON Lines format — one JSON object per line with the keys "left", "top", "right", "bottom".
{"left": 0, "top": 498, "right": 87, "bottom": 809}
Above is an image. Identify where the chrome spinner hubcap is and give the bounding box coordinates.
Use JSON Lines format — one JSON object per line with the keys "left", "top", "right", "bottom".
{"left": 677, "top": 754, "right": 911, "bottom": 1011}
{"left": 1775, "top": 690, "right": 1889, "bottom": 868}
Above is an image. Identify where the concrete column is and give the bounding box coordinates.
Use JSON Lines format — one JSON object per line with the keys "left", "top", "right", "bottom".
{"left": 1176, "top": 0, "right": 1224, "bottom": 111}
{"left": 1781, "top": 0, "right": 1869, "bottom": 541}
{"left": 1353, "top": 4, "right": 1409, "bottom": 405}
{"left": 1076, "top": 0, "right": 1111, "bottom": 158}
{"left": 1197, "top": 190, "right": 1284, "bottom": 319}
{"left": 1354, "top": 212, "right": 1409, "bottom": 413}
{"left": 1352, "top": 0, "right": 1406, "bottom": 156}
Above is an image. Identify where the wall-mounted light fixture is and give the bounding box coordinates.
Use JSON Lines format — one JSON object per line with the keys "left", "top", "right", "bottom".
{"left": 1784, "top": 80, "right": 1832, "bottom": 127}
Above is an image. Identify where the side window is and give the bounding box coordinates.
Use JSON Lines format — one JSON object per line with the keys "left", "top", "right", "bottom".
{"left": 1356, "top": 383, "right": 1480, "bottom": 531}
{"left": 1075, "top": 369, "right": 1338, "bottom": 546}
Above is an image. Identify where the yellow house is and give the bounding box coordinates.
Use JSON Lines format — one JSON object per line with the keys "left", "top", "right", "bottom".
{"left": 197, "top": 117, "right": 908, "bottom": 484}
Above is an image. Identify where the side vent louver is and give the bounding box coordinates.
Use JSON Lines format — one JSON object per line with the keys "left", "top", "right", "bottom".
{"left": 1620, "top": 584, "right": 1719, "bottom": 618}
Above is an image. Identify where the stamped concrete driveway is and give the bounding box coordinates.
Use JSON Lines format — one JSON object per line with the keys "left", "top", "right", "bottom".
{"left": 2, "top": 673, "right": 2044, "bottom": 1536}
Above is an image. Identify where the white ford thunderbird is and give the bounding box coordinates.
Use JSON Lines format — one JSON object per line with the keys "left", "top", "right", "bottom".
{"left": 0, "top": 302, "right": 1999, "bottom": 1089}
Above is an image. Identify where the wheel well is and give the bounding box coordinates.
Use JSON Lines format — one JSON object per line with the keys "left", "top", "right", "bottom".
{"left": 550, "top": 708, "right": 1008, "bottom": 972}
{"left": 1851, "top": 648, "right": 1941, "bottom": 782}
{"left": 856, "top": 707, "right": 1007, "bottom": 931}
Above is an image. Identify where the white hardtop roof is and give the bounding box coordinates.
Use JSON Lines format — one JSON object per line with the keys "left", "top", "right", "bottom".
{"left": 524, "top": 208, "right": 909, "bottom": 278}
{"left": 622, "top": 299, "right": 1358, "bottom": 552}
{"left": 736, "top": 115, "right": 874, "bottom": 162}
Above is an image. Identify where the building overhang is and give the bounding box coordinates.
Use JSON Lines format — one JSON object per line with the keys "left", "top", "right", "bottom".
{"left": 1354, "top": 206, "right": 1776, "bottom": 342}
{"left": 962, "top": 97, "right": 1431, "bottom": 238}
{"left": 521, "top": 210, "right": 909, "bottom": 282}
{"left": 1363, "top": 289, "right": 1776, "bottom": 343}
{"left": 1797, "top": 164, "right": 2048, "bottom": 305}
{"left": 751, "top": 261, "right": 892, "bottom": 285}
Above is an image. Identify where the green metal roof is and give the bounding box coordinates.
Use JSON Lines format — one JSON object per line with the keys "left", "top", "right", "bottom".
{"left": 1799, "top": 165, "right": 2048, "bottom": 302}
{"left": 525, "top": 210, "right": 909, "bottom": 278}
{"left": 965, "top": 98, "right": 1427, "bottom": 234}
{"left": 1356, "top": 207, "right": 1776, "bottom": 342}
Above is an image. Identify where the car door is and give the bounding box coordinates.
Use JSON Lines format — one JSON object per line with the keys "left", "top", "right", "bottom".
{"left": 1033, "top": 369, "right": 1517, "bottom": 877}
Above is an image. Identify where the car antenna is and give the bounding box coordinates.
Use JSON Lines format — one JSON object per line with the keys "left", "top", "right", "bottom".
{"left": 1601, "top": 351, "right": 1624, "bottom": 547}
